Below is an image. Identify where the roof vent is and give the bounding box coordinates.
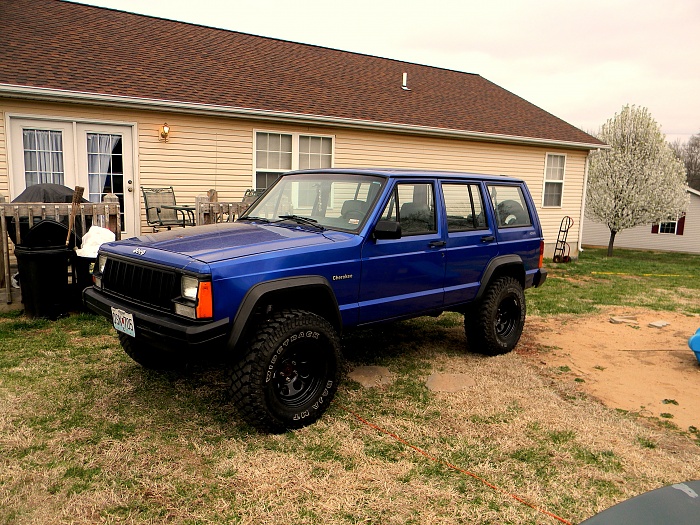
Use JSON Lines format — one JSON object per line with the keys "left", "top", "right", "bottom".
{"left": 401, "top": 72, "right": 411, "bottom": 91}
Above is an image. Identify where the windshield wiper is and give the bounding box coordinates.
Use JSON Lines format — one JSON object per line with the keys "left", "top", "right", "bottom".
{"left": 238, "top": 216, "right": 271, "bottom": 223}
{"left": 278, "top": 215, "right": 325, "bottom": 231}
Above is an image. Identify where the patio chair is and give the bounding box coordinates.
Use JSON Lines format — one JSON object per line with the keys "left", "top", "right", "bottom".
{"left": 242, "top": 188, "right": 263, "bottom": 205}
{"left": 141, "top": 186, "right": 195, "bottom": 231}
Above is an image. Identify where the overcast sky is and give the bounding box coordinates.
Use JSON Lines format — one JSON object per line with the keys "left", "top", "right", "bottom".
{"left": 73, "top": 0, "right": 699, "bottom": 143}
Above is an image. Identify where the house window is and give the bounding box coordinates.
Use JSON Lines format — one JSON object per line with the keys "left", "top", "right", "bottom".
{"left": 652, "top": 216, "right": 685, "bottom": 236}
{"left": 659, "top": 220, "right": 677, "bottom": 234}
{"left": 543, "top": 153, "right": 565, "bottom": 207}
{"left": 254, "top": 132, "right": 334, "bottom": 191}
{"left": 22, "top": 129, "right": 65, "bottom": 186}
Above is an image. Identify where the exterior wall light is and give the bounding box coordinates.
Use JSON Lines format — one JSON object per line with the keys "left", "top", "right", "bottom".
{"left": 160, "top": 123, "right": 170, "bottom": 142}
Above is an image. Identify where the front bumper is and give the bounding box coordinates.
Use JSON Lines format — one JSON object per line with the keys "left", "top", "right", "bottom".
{"left": 83, "top": 287, "right": 230, "bottom": 351}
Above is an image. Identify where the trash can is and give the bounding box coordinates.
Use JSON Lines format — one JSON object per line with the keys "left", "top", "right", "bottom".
{"left": 14, "top": 219, "right": 75, "bottom": 319}
{"left": 72, "top": 254, "right": 96, "bottom": 308}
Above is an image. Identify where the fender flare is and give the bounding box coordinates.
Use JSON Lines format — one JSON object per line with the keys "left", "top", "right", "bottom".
{"left": 228, "top": 275, "right": 341, "bottom": 349}
{"left": 475, "top": 254, "right": 524, "bottom": 301}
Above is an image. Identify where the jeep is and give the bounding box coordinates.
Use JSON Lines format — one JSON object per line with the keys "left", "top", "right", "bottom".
{"left": 84, "top": 169, "right": 547, "bottom": 432}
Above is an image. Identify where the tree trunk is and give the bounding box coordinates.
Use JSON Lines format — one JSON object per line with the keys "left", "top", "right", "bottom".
{"left": 607, "top": 230, "right": 617, "bottom": 257}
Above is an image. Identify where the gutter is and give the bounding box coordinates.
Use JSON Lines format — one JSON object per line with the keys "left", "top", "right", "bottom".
{"left": 0, "top": 84, "right": 606, "bottom": 151}
{"left": 578, "top": 152, "right": 593, "bottom": 254}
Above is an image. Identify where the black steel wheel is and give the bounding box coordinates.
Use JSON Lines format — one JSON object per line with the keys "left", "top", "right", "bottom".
{"left": 465, "top": 276, "right": 526, "bottom": 356}
{"left": 228, "top": 309, "right": 341, "bottom": 433}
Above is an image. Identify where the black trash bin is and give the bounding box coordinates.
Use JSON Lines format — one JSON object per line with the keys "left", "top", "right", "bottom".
{"left": 14, "top": 220, "right": 77, "bottom": 319}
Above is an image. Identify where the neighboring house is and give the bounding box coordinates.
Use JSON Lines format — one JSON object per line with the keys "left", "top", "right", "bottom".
{"left": 0, "top": 0, "right": 604, "bottom": 252}
{"left": 582, "top": 187, "right": 700, "bottom": 254}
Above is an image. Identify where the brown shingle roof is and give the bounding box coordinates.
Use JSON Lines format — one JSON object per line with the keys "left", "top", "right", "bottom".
{"left": 0, "top": 0, "right": 604, "bottom": 147}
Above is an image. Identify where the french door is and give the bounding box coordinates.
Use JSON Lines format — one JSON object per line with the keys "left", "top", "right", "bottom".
{"left": 10, "top": 118, "right": 138, "bottom": 238}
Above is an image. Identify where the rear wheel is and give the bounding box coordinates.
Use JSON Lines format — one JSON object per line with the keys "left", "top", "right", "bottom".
{"left": 228, "top": 309, "right": 341, "bottom": 433}
{"left": 465, "top": 276, "right": 525, "bottom": 355}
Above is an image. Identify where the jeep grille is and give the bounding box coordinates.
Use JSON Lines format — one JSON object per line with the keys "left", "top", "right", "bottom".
{"left": 102, "top": 258, "right": 177, "bottom": 311}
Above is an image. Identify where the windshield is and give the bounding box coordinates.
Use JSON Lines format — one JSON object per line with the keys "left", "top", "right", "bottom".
{"left": 240, "top": 173, "right": 385, "bottom": 233}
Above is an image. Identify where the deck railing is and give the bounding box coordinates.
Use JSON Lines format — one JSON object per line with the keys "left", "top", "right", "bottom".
{"left": 195, "top": 190, "right": 251, "bottom": 225}
{"left": 0, "top": 193, "right": 121, "bottom": 304}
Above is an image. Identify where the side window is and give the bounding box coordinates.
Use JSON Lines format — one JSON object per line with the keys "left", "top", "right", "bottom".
{"left": 442, "top": 183, "right": 487, "bottom": 232}
{"left": 488, "top": 185, "right": 532, "bottom": 228}
{"left": 381, "top": 183, "right": 436, "bottom": 236}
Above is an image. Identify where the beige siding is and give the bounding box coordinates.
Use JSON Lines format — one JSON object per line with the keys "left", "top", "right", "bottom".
{"left": 582, "top": 191, "right": 700, "bottom": 254}
{"left": 335, "top": 129, "right": 588, "bottom": 254}
{"left": 0, "top": 97, "right": 589, "bottom": 245}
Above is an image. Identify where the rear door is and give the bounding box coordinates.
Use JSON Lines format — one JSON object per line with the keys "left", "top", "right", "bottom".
{"left": 441, "top": 181, "right": 499, "bottom": 306}
{"left": 359, "top": 180, "right": 445, "bottom": 323}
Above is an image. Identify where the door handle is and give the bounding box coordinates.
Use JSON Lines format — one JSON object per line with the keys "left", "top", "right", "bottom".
{"left": 481, "top": 235, "right": 495, "bottom": 243}
{"left": 428, "top": 240, "right": 446, "bottom": 248}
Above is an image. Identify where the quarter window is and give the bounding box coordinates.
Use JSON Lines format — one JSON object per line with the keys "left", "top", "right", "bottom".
{"left": 488, "top": 185, "right": 532, "bottom": 228}
{"left": 543, "top": 153, "right": 565, "bottom": 207}
{"left": 254, "top": 132, "right": 333, "bottom": 191}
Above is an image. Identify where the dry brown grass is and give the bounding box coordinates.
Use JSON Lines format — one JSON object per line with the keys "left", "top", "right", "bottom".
{"left": 1, "top": 312, "right": 699, "bottom": 525}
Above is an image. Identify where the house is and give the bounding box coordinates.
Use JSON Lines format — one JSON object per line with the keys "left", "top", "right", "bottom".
{"left": 582, "top": 187, "right": 700, "bottom": 254}
{"left": 1, "top": 0, "right": 605, "bottom": 253}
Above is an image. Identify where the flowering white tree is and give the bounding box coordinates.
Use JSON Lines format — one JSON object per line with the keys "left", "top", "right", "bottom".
{"left": 586, "top": 105, "right": 688, "bottom": 256}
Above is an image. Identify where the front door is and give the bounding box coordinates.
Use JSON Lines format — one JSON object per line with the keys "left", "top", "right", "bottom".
{"left": 359, "top": 181, "right": 445, "bottom": 324}
{"left": 9, "top": 117, "right": 138, "bottom": 238}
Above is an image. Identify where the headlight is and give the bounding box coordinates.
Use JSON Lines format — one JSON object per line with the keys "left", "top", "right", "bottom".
{"left": 181, "top": 275, "right": 198, "bottom": 300}
{"left": 98, "top": 254, "right": 107, "bottom": 273}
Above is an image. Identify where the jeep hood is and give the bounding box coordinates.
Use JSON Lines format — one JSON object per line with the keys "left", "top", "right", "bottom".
{"left": 109, "top": 222, "right": 341, "bottom": 264}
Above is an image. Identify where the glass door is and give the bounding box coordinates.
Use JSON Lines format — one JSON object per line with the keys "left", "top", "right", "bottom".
{"left": 77, "top": 124, "right": 137, "bottom": 238}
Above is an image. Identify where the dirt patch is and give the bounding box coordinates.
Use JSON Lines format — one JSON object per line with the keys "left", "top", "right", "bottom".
{"left": 522, "top": 309, "right": 700, "bottom": 432}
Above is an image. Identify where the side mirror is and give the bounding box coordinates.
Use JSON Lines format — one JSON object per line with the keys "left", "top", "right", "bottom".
{"left": 373, "top": 220, "right": 402, "bottom": 240}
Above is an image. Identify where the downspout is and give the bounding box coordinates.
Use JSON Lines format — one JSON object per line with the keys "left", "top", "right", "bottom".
{"left": 578, "top": 152, "right": 593, "bottom": 254}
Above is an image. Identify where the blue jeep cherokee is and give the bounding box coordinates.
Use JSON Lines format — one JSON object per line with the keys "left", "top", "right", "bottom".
{"left": 84, "top": 169, "right": 547, "bottom": 432}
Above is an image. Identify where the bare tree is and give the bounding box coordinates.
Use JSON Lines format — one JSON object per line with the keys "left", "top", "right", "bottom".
{"left": 671, "top": 133, "right": 700, "bottom": 191}
{"left": 586, "top": 105, "right": 688, "bottom": 256}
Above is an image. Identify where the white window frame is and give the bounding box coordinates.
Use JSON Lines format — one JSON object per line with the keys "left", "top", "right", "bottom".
{"left": 542, "top": 153, "right": 566, "bottom": 208}
{"left": 658, "top": 218, "right": 678, "bottom": 234}
{"left": 253, "top": 130, "right": 335, "bottom": 191}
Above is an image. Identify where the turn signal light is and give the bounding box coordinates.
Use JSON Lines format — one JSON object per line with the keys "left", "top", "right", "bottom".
{"left": 196, "top": 281, "right": 213, "bottom": 319}
{"left": 538, "top": 241, "right": 545, "bottom": 268}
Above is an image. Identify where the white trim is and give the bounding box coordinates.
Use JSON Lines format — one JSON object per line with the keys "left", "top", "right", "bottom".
{"left": 0, "top": 84, "right": 607, "bottom": 151}
{"left": 541, "top": 152, "right": 566, "bottom": 208}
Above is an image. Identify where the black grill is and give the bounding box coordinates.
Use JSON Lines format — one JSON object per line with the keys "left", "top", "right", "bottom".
{"left": 102, "top": 258, "right": 177, "bottom": 311}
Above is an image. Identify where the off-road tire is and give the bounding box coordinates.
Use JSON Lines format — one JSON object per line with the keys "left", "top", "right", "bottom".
{"left": 465, "top": 276, "right": 526, "bottom": 355}
{"left": 228, "top": 309, "right": 341, "bottom": 433}
{"left": 118, "top": 333, "right": 184, "bottom": 370}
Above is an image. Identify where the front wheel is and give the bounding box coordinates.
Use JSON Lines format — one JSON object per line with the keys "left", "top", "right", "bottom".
{"left": 465, "top": 276, "right": 526, "bottom": 356}
{"left": 228, "top": 309, "right": 341, "bottom": 433}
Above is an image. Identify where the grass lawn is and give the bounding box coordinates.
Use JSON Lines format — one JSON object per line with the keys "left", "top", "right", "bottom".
{"left": 528, "top": 247, "right": 700, "bottom": 316}
{"left": 1, "top": 248, "right": 699, "bottom": 524}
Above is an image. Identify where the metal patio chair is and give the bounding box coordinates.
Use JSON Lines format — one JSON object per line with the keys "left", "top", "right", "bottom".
{"left": 141, "top": 186, "right": 195, "bottom": 231}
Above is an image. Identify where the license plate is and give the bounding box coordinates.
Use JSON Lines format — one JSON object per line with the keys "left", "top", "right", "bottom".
{"left": 111, "top": 307, "right": 136, "bottom": 337}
